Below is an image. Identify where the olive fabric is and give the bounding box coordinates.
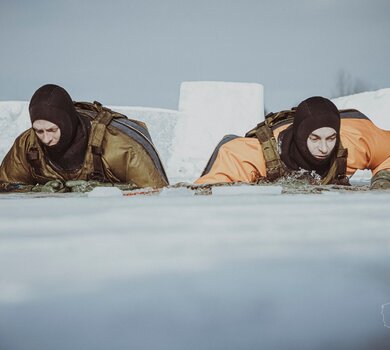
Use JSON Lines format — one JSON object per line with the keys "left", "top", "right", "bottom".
{"left": 280, "top": 96, "right": 340, "bottom": 176}
{"left": 29, "top": 84, "right": 90, "bottom": 170}
{"left": 0, "top": 123, "right": 167, "bottom": 188}
{"left": 370, "top": 169, "right": 390, "bottom": 190}
{"left": 0, "top": 84, "right": 168, "bottom": 189}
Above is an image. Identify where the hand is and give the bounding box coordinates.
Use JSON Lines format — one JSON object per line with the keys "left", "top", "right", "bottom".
{"left": 32, "top": 180, "right": 66, "bottom": 193}
{"left": 370, "top": 170, "right": 390, "bottom": 190}
{"left": 65, "top": 180, "right": 103, "bottom": 193}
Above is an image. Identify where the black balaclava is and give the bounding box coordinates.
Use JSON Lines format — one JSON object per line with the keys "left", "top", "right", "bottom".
{"left": 280, "top": 96, "right": 341, "bottom": 177}
{"left": 29, "top": 84, "right": 91, "bottom": 171}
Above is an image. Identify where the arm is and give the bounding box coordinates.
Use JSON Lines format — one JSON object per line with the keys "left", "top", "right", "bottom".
{"left": 340, "top": 119, "right": 390, "bottom": 176}
{"left": 195, "top": 138, "right": 266, "bottom": 184}
{"left": 0, "top": 131, "right": 35, "bottom": 184}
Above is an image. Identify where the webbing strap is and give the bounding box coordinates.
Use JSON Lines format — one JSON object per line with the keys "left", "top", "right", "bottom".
{"left": 26, "top": 148, "right": 42, "bottom": 177}
{"left": 321, "top": 144, "right": 349, "bottom": 185}
{"left": 88, "top": 108, "right": 116, "bottom": 182}
{"left": 255, "top": 124, "right": 286, "bottom": 181}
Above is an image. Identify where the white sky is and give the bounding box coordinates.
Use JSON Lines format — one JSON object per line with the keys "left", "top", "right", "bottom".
{"left": 1, "top": 0, "right": 390, "bottom": 111}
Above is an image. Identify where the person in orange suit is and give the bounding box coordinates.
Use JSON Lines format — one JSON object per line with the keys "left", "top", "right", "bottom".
{"left": 195, "top": 96, "right": 390, "bottom": 189}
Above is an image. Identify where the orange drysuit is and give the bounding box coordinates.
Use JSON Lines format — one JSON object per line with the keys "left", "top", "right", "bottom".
{"left": 196, "top": 115, "right": 390, "bottom": 184}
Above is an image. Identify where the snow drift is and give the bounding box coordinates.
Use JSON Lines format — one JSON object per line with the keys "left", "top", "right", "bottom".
{"left": 332, "top": 88, "right": 390, "bottom": 130}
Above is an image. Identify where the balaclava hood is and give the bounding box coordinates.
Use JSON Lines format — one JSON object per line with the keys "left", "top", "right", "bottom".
{"left": 280, "top": 96, "right": 341, "bottom": 176}
{"left": 29, "top": 84, "right": 91, "bottom": 170}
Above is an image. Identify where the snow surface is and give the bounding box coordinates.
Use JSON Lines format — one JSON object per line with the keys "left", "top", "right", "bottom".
{"left": 1, "top": 192, "right": 390, "bottom": 350}
{"left": 1, "top": 85, "right": 390, "bottom": 349}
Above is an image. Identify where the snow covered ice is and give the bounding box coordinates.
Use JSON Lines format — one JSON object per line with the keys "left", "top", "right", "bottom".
{"left": 1, "top": 84, "right": 390, "bottom": 350}
{"left": 1, "top": 192, "right": 390, "bottom": 350}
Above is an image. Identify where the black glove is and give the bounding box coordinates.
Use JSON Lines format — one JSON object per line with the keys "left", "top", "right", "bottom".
{"left": 370, "top": 170, "right": 390, "bottom": 190}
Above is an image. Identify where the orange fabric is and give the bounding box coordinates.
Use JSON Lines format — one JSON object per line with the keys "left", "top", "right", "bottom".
{"left": 195, "top": 118, "right": 390, "bottom": 184}
{"left": 340, "top": 119, "right": 390, "bottom": 175}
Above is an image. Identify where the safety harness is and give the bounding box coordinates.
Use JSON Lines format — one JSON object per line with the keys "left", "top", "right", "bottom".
{"left": 245, "top": 109, "right": 350, "bottom": 185}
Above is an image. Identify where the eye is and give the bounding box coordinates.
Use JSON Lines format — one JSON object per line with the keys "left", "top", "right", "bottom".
{"left": 35, "top": 130, "right": 44, "bottom": 135}
{"left": 309, "top": 135, "right": 319, "bottom": 141}
{"left": 327, "top": 135, "right": 337, "bottom": 141}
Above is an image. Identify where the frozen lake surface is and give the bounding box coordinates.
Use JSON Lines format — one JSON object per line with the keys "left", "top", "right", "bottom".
{"left": 1, "top": 188, "right": 390, "bottom": 350}
{"left": 1, "top": 85, "right": 390, "bottom": 349}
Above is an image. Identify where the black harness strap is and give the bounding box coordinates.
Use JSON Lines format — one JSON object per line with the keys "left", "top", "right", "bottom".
{"left": 321, "top": 145, "right": 349, "bottom": 185}
{"left": 26, "top": 147, "right": 42, "bottom": 177}
{"left": 88, "top": 104, "right": 116, "bottom": 182}
{"left": 254, "top": 123, "right": 286, "bottom": 181}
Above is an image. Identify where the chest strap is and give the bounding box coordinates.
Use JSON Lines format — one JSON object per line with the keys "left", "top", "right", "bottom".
{"left": 26, "top": 147, "right": 42, "bottom": 177}
{"left": 320, "top": 145, "right": 349, "bottom": 185}
{"left": 254, "top": 122, "right": 287, "bottom": 181}
{"left": 88, "top": 102, "right": 117, "bottom": 182}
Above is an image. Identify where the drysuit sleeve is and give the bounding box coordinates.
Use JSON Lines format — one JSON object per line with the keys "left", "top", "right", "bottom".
{"left": 195, "top": 138, "right": 267, "bottom": 184}
{"left": 340, "top": 119, "right": 390, "bottom": 176}
{"left": 0, "top": 132, "right": 35, "bottom": 184}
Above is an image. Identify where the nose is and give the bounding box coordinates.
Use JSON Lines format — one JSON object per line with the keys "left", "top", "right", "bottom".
{"left": 42, "top": 132, "right": 53, "bottom": 145}
{"left": 318, "top": 140, "right": 328, "bottom": 154}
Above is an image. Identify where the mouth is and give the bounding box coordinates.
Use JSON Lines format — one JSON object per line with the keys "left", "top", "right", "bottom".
{"left": 315, "top": 155, "right": 329, "bottom": 159}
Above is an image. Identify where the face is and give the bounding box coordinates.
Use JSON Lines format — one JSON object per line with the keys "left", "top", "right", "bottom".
{"left": 306, "top": 127, "right": 337, "bottom": 159}
{"left": 32, "top": 120, "right": 61, "bottom": 146}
